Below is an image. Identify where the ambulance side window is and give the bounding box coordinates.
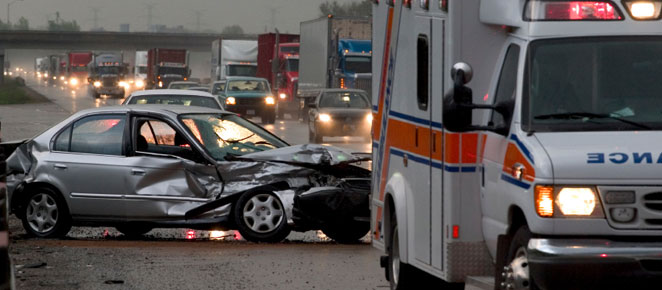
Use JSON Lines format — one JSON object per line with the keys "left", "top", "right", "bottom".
{"left": 491, "top": 44, "right": 520, "bottom": 133}
{"left": 417, "top": 35, "right": 429, "bottom": 111}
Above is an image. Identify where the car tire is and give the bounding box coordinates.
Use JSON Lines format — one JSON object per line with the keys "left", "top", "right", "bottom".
{"left": 321, "top": 220, "right": 369, "bottom": 244}
{"left": 20, "top": 187, "right": 71, "bottom": 238}
{"left": 233, "top": 189, "right": 291, "bottom": 243}
{"left": 116, "top": 224, "right": 153, "bottom": 238}
{"left": 502, "top": 226, "right": 539, "bottom": 290}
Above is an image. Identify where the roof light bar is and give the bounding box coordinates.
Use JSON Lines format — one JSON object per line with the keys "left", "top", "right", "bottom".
{"left": 525, "top": 1, "right": 623, "bottom": 21}
{"left": 622, "top": 1, "right": 662, "bottom": 20}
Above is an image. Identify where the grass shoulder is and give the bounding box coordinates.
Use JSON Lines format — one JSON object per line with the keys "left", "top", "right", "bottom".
{"left": 0, "top": 78, "right": 49, "bottom": 105}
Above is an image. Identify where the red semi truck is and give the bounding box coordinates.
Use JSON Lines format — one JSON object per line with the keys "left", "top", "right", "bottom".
{"left": 146, "top": 49, "right": 190, "bottom": 89}
{"left": 257, "top": 33, "right": 300, "bottom": 119}
{"left": 66, "top": 52, "right": 93, "bottom": 88}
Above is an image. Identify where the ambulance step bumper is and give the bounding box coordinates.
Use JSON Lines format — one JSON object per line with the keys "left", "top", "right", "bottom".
{"left": 528, "top": 238, "right": 662, "bottom": 289}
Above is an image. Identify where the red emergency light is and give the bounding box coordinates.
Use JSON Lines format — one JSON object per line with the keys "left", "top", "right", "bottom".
{"left": 525, "top": 1, "right": 623, "bottom": 20}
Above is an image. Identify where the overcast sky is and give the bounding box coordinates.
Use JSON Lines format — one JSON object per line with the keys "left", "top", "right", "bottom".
{"left": 8, "top": 0, "right": 357, "bottom": 33}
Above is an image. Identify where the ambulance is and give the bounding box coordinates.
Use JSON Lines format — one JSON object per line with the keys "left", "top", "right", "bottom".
{"left": 371, "top": 0, "right": 662, "bottom": 289}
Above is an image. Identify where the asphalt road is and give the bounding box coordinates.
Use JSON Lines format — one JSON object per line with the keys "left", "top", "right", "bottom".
{"left": 5, "top": 77, "right": 387, "bottom": 290}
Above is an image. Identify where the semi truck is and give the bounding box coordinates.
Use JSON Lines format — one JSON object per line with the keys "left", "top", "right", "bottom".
{"left": 34, "top": 57, "right": 49, "bottom": 81}
{"left": 210, "top": 39, "right": 258, "bottom": 81}
{"left": 87, "top": 52, "right": 128, "bottom": 98}
{"left": 372, "top": 0, "right": 662, "bottom": 289}
{"left": 257, "top": 32, "right": 300, "bottom": 119}
{"left": 47, "top": 54, "right": 66, "bottom": 85}
{"left": 297, "top": 16, "right": 372, "bottom": 121}
{"left": 66, "top": 52, "right": 93, "bottom": 88}
{"left": 147, "top": 48, "right": 190, "bottom": 89}
{"left": 133, "top": 51, "right": 148, "bottom": 89}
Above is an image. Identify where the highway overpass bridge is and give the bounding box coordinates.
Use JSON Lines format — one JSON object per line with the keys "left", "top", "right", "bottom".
{"left": 0, "top": 30, "right": 255, "bottom": 82}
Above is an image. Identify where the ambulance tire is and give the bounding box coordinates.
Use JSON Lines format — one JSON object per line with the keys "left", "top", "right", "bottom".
{"left": 388, "top": 222, "right": 417, "bottom": 290}
{"left": 503, "top": 226, "right": 539, "bottom": 290}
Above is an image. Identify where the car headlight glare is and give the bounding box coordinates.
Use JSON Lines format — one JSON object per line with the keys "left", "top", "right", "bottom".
{"left": 93, "top": 81, "right": 102, "bottom": 88}
{"left": 135, "top": 80, "right": 145, "bottom": 88}
{"left": 319, "top": 113, "right": 332, "bottom": 122}
{"left": 366, "top": 113, "right": 373, "bottom": 123}
{"left": 226, "top": 97, "right": 236, "bottom": 105}
{"left": 119, "top": 81, "right": 129, "bottom": 89}
{"left": 556, "top": 187, "right": 597, "bottom": 216}
{"left": 266, "top": 96, "right": 275, "bottom": 105}
{"left": 69, "top": 78, "right": 79, "bottom": 86}
{"left": 279, "top": 93, "right": 287, "bottom": 99}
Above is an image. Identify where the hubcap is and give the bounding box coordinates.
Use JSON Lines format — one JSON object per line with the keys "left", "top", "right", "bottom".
{"left": 391, "top": 227, "right": 401, "bottom": 286}
{"left": 501, "top": 247, "right": 531, "bottom": 290}
{"left": 242, "top": 194, "right": 284, "bottom": 234}
{"left": 26, "top": 193, "right": 58, "bottom": 233}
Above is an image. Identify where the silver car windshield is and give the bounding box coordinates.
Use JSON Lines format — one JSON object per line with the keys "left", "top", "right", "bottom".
{"left": 180, "top": 114, "right": 287, "bottom": 160}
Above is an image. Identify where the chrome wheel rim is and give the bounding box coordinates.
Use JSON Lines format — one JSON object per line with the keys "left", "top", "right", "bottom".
{"left": 391, "top": 226, "right": 401, "bottom": 286}
{"left": 502, "top": 247, "right": 531, "bottom": 290}
{"left": 242, "top": 194, "right": 284, "bottom": 234}
{"left": 26, "top": 193, "right": 58, "bottom": 233}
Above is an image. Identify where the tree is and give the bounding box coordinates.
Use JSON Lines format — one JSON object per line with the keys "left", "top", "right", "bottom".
{"left": 319, "top": 0, "right": 372, "bottom": 18}
{"left": 48, "top": 12, "right": 80, "bottom": 32}
{"left": 0, "top": 20, "right": 10, "bottom": 31}
{"left": 221, "top": 25, "right": 244, "bottom": 35}
{"left": 13, "top": 17, "right": 29, "bottom": 30}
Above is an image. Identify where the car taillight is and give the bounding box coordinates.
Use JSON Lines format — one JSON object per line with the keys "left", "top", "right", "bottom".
{"left": 525, "top": 1, "right": 623, "bottom": 20}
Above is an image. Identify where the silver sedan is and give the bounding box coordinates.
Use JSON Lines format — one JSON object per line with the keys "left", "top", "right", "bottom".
{"left": 4, "top": 105, "right": 371, "bottom": 243}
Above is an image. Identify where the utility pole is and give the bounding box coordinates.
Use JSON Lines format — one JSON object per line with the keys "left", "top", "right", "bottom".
{"left": 269, "top": 5, "right": 284, "bottom": 32}
{"left": 145, "top": 3, "right": 155, "bottom": 31}
{"left": 194, "top": 11, "right": 201, "bottom": 32}
{"left": 90, "top": 7, "right": 100, "bottom": 30}
{"left": 7, "top": 0, "right": 24, "bottom": 26}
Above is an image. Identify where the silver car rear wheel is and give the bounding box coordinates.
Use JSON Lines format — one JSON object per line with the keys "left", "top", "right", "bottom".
{"left": 26, "top": 193, "right": 58, "bottom": 234}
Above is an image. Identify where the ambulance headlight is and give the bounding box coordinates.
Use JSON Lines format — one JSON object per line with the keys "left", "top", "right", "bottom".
{"left": 535, "top": 185, "right": 604, "bottom": 218}
{"left": 556, "top": 188, "right": 597, "bottom": 216}
{"left": 623, "top": 1, "right": 662, "bottom": 20}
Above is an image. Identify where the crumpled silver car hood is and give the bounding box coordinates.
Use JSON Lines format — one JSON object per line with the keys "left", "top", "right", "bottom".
{"left": 234, "top": 144, "right": 369, "bottom": 166}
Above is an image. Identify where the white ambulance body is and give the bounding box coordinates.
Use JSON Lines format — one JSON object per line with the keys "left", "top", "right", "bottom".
{"left": 371, "top": 0, "right": 662, "bottom": 289}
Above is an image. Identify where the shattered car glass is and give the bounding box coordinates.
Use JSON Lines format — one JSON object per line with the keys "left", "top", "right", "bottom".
{"left": 3, "top": 105, "right": 371, "bottom": 243}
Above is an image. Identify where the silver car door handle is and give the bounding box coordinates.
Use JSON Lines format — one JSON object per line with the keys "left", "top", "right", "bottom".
{"left": 131, "top": 169, "right": 146, "bottom": 176}
{"left": 53, "top": 164, "right": 67, "bottom": 169}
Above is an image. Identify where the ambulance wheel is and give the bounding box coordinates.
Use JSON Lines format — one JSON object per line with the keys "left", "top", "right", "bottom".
{"left": 388, "top": 221, "right": 416, "bottom": 290}
{"left": 233, "top": 189, "right": 291, "bottom": 243}
{"left": 502, "top": 226, "right": 539, "bottom": 290}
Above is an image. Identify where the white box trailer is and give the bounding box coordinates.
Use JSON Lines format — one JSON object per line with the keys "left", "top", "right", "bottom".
{"left": 210, "top": 39, "right": 258, "bottom": 81}
{"left": 371, "top": 0, "right": 662, "bottom": 289}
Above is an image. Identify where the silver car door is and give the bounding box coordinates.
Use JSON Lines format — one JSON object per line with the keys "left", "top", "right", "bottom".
{"left": 46, "top": 113, "right": 129, "bottom": 219}
{"left": 124, "top": 117, "right": 217, "bottom": 219}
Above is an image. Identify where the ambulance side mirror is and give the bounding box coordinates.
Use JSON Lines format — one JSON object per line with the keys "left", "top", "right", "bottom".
{"left": 443, "top": 63, "right": 474, "bottom": 132}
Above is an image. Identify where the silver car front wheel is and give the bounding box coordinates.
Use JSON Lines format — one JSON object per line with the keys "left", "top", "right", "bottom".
{"left": 233, "top": 189, "right": 291, "bottom": 243}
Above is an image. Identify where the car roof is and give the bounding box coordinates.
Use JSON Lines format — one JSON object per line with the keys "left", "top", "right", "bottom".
{"left": 73, "top": 105, "right": 227, "bottom": 118}
{"left": 128, "top": 89, "right": 215, "bottom": 98}
{"left": 319, "top": 88, "right": 367, "bottom": 94}
{"left": 223, "top": 76, "right": 268, "bottom": 82}
{"left": 212, "top": 80, "right": 226, "bottom": 84}
{"left": 169, "top": 81, "right": 199, "bottom": 85}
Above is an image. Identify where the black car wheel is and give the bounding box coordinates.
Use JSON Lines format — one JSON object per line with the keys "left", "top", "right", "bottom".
{"left": 233, "top": 190, "right": 291, "bottom": 243}
{"left": 116, "top": 224, "right": 153, "bottom": 238}
{"left": 321, "top": 220, "right": 369, "bottom": 244}
{"left": 21, "top": 187, "right": 71, "bottom": 238}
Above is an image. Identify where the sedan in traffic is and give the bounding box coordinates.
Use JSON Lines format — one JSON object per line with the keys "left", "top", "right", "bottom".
{"left": 219, "top": 77, "right": 276, "bottom": 124}
{"left": 4, "top": 105, "right": 371, "bottom": 243}
{"left": 122, "top": 89, "right": 224, "bottom": 110}
{"left": 308, "top": 89, "right": 372, "bottom": 143}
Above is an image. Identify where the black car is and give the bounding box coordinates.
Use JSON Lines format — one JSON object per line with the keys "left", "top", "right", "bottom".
{"left": 308, "top": 89, "right": 372, "bottom": 143}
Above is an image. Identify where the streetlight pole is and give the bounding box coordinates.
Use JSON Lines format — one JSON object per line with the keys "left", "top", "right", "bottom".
{"left": 7, "top": 0, "right": 24, "bottom": 26}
